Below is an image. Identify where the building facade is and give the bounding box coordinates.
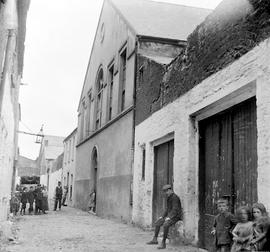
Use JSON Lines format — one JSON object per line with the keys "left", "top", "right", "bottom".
{"left": 132, "top": 0, "right": 270, "bottom": 249}
{"left": 62, "top": 128, "right": 77, "bottom": 206}
{"left": 37, "top": 135, "right": 64, "bottom": 190}
{"left": 0, "top": 0, "right": 30, "bottom": 222}
{"left": 75, "top": 0, "right": 211, "bottom": 221}
{"left": 48, "top": 153, "right": 64, "bottom": 205}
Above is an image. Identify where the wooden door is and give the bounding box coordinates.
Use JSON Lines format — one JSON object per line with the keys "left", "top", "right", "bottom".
{"left": 153, "top": 140, "right": 174, "bottom": 224}
{"left": 198, "top": 98, "right": 257, "bottom": 250}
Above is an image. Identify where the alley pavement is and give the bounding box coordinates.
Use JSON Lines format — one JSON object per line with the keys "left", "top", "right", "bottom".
{"left": 2, "top": 207, "right": 204, "bottom": 252}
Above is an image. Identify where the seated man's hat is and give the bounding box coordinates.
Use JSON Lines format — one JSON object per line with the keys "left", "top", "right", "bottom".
{"left": 162, "top": 184, "right": 172, "bottom": 191}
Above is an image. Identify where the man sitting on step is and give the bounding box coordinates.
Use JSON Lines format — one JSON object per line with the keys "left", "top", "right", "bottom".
{"left": 147, "top": 184, "right": 182, "bottom": 249}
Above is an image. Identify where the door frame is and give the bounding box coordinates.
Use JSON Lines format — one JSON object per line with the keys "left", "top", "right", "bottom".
{"left": 189, "top": 81, "right": 256, "bottom": 247}
{"left": 151, "top": 132, "right": 174, "bottom": 224}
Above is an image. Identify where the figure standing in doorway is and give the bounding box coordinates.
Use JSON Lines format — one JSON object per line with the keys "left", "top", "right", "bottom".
{"left": 88, "top": 190, "right": 96, "bottom": 213}
{"left": 147, "top": 184, "right": 182, "bottom": 249}
{"left": 54, "top": 181, "right": 63, "bottom": 211}
{"left": 62, "top": 186, "right": 68, "bottom": 206}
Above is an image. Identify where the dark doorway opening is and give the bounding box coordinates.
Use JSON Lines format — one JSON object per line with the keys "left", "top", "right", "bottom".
{"left": 91, "top": 147, "right": 98, "bottom": 213}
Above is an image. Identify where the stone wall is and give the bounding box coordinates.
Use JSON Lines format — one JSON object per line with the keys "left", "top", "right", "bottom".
{"left": 135, "top": 0, "right": 270, "bottom": 125}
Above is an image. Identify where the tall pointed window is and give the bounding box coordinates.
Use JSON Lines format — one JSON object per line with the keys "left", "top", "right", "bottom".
{"left": 86, "top": 92, "right": 92, "bottom": 135}
{"left": 95, "top": 69, "right": 103, "bottom": 130}
{"left": 119, "top": 49, "right": 126, "bottom": 112}
{"left": 108, "top": 64, "right": 114, "bottom": 121}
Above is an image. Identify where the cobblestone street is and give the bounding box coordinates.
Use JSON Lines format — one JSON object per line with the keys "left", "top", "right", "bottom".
{"left": 1, "top": 207, "right": 203, "bottom": 252}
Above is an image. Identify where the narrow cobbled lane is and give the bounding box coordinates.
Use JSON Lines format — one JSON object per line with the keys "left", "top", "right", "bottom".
{"left": 3, "top": 207, "right": 202, "bottom": 252}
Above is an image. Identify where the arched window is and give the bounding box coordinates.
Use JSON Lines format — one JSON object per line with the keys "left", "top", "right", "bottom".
{"left": 95, "top": 68, "right": 103, "bottom": 130}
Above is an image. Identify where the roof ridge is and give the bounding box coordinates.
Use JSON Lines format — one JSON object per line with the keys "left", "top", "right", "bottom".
{"left": 113, "top": 0, "right": 213, "bottom": 11}
{"left": 149, "top": 0, "right": 213, "bottom": 11}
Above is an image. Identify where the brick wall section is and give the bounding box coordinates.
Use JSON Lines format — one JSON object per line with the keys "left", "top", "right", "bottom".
{"left": 135, "top": 0, "right": 270, "bottom": 125}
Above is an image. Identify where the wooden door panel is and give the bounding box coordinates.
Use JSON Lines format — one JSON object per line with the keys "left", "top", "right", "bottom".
{"left": 233, "top": 98, "right": 257, "bottom": 210}
{"left": 199, "top": 97, "right": 257, "bottom": 250}
{"left": 153, "top": 140, "right": 174, "bottom": 224}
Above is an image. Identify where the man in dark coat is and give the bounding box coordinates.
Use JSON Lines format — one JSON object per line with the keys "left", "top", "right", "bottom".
{"left": 147, "top": 184, "right": 182, "bottom": 249}
{"left": 54, "top": 181, "right": 63, "bottom": 211}
{"left": 27, "top": 186, "right": 35, "bottom": 214}
{"left": 34, "top": 184, "right": 43, "bottom": 214}
{"left": 20, "top": 187, "right": 28, "bottom": 215}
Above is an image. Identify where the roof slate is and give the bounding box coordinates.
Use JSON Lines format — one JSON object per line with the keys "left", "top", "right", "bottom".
{"left": 110, "top": 0, "right": 212, "bottom": 41}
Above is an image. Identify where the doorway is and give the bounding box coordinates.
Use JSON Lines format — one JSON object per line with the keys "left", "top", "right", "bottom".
{"left": 152, "top": 139, "right": 174, "bottom": 224}
{"left": 198, "top": 97, "right": 257, "bottom": 250}
{"left": 91, "top": 147, "right": 98, "bottom": 213}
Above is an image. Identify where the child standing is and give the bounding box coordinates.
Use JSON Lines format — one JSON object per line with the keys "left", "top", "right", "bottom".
{"left": 250, "top": 203, "right": 269, "bottom": 251}
{"left": 231, "top": 206, "right": 254, "bottom": 252}
{"left": 211, "top": 197, "right": 237, "bottom": 252}
{"left": 10, "top": 192, "right": 20, "bottom": 216}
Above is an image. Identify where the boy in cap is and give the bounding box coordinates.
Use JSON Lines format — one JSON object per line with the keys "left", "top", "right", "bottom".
{"left": 211, "top": 196, "right": 237, "bottom": 252}
{"left": 147, "top": 184, "right": 182, "bottom": 249}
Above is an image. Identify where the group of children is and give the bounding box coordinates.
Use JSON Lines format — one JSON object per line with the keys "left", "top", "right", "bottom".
{"left": 10, "top": 184, "right": 48, "bottom": 216}
{"left": 212, "top": 197, "right": 270, "bottom": 251}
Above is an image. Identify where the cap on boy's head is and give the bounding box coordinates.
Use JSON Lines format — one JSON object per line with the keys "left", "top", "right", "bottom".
{"left": 217, "top": 196, "right": 229, "bottom": 205}
{"left": 162, "top": 184, "right": 172, "bottom": 191}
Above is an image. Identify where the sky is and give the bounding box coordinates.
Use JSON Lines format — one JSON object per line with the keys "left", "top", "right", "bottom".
{"left": 18, "top": 0, "right": 223, "bottom": 160}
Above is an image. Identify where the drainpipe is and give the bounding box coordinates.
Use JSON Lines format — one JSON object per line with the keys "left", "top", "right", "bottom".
{"left": 130, "top": 38, "right": 138, "bottom": 210}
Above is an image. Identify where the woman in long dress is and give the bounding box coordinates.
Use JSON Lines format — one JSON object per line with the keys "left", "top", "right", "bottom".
{"left": 41, "top": 185, "right": 49, "bottom": 213}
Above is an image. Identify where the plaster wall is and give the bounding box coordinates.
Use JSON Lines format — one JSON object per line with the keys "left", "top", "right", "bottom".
{"left": 63, "top": 130, "right": 77, "bottom": 206}
{"left": 48, "top": 168, "right": 63, "bottom": 204}
{"left": 78, "top": 1, "right": 136, "bottom": 138}
{"left": 0, "top": 33, "right": 17, "bottom": 222}
{"left": 132, "top": 38, "right": 270, "bottom": 244}
{"left": 75, "top": 111, "right": 133, "bottom": 221}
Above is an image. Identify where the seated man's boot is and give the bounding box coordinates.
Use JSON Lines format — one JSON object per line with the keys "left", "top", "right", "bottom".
{"left": 157, "top": 240, "right": 166, "bottom": 249}
{"left": 146, "top": 237, "right": 158, "bottom": 245}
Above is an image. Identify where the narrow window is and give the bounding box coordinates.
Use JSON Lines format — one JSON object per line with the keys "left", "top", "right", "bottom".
{"left": 87, "top": 93, "right": 92, "bottom": 135}
{"left": 139, "top": 66, "right": 144, "bottom": 85}
{"left": 95, "top": 69, "right": 103, "bottom": 130}
{"left": 120, "top": 49, "right": 126, "bottom": 112}
{"left": 142, "top": 145, "right": 146, "bottom": 181}
{"left": 78, "top": 111, "right": 84, "bottom": 141}
{"left": 108, "top": 65, "right": 114, "bottom": 121}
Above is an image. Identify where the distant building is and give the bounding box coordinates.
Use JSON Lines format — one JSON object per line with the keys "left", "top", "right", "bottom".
{"left": 132, "top": 0, "right": 270, "bottom": 249}
{"left": 0, "top": 0, "right": 30, "bottom": 222}
{"left": 16, "top": 155, "right": 40, "bottom": 187}
{"left": 48, "top": 153, "right": 64, "bottom": 204}
{"left": 37, "top": 135, "right": 64, "bottom": 189}
{"left": 62, "top": 128, "right": 77, "bottom": 206}
{"left": 75, "top": 0, "right": 211, "bottom": 221}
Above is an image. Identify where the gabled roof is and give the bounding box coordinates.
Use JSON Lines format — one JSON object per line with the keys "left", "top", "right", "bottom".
{"left": 109, "top": 0, "right": 212, "bottom": 41}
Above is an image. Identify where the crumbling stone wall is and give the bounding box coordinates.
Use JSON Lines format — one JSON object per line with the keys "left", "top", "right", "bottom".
{"left": 135, "top": 55, "right": 166, "bottom": 125}
{"left": 135, "top": 0, "right": 270, "bottom": 125}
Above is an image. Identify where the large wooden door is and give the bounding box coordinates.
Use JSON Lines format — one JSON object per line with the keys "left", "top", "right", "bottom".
{"left": 153, "top": 140, "right": 174, "bottom": 224}
{"left": 198, "top": 98, "right": 257, "bottom": 250}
